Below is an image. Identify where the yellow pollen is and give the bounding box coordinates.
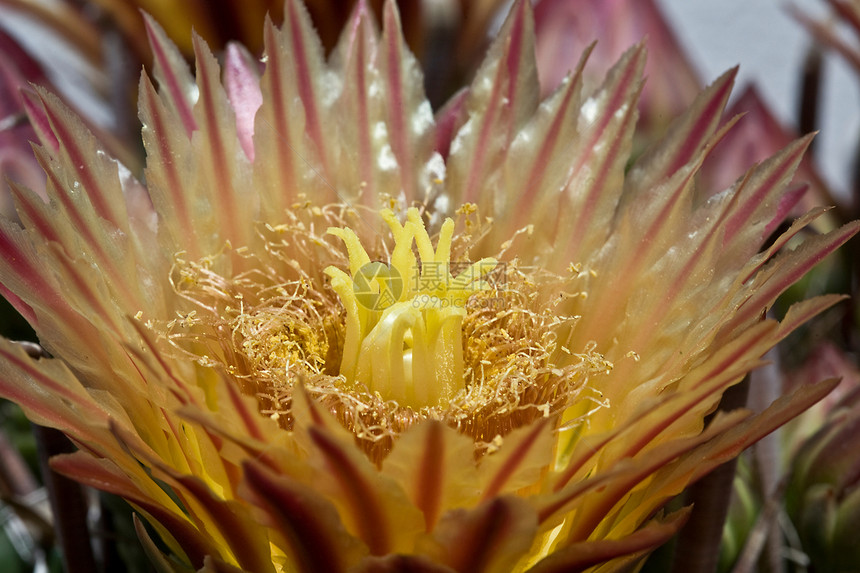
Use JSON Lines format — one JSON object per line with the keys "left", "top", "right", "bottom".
{"left": 325, "top": 207, "right": 497, "bottom": 408}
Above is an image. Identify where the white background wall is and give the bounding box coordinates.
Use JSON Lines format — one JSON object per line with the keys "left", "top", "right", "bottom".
{"left": 658, "top": 0, "right": 859, "bottom": 198}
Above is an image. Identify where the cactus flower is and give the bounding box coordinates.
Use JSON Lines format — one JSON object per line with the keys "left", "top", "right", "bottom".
{"left": 0, "top": 1, "right": 856, "bottom": 571}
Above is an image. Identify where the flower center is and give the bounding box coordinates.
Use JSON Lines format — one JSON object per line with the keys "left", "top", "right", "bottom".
{"left": 324, "top": 208, "right": 497, "bottom": 409}
{"left": 156, "top": 204, "right": 611, "bottom": 459}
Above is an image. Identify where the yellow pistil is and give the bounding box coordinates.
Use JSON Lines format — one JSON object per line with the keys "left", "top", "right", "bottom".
{"left": 325, "top": 208, "right": 497, "bottom": 408}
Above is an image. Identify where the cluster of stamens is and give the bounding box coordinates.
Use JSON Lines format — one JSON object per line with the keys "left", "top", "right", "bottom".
{"left": 156, "top": 203, "right": 611, "bottom": 460}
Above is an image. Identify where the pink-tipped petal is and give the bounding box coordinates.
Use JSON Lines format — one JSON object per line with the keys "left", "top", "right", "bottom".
{"left": 534, "top": 0, "right": 701, "bottom": 129}
{"left": 379, "top": 0, "right": 434, "bottom": 201}
{"left": 728, "top": 220, "right": 860, "bottom": 331}
{"left": 191, "top": 33, "right": 255, "bottom": 248}
{"left": 505, "top": 44, "right": 593, "bottom": 235}
{"left": 631, "top": 67, "right": 737, "bottom": 193}
{"left": 0, "top": 218, "right": 70, "bottom": 326}
{"left": 557, "top": 43, "right": 645, "bottom": 262}
{"left": 448, "top": 0, "right": 539, "bottom": 206}
{"left": 35, "top": 88, "right": 129, "bottom": 231}
{"left": 21, "top": 91, "right": 59, "bottom": 152}
{"left": 0, "top": 339, "right": 106, "bottom": 436}
{"left": 703, "top": 86, "right": 828, "bottom": 213}
{"left": 143, "top": 13, "right": 197, "bottom": 136}
{"left": 765, "top": 182, "right": 809, "bottom": 237}
{"left": 138, "top": 72, "right": 198, "bottom": 256}
{"left": 224, "top": 43, "right": 263, "bottom": 162}
{"left": 254, "top": 16, "right": 312, "bottom": 216}
{"left": 282, "top": 0, "right": 329, "bottom": 169}
{"left": 722, "top": 135, "right": 814, "bottom": 247}
{"left": 331, "top": 0, "right": 381, "bottom": 202}
{"left": 433, "top": 88, "right": 469, "bottom": 159}
{"left": 687, "top": 378, "right": 841, "bottom": 485}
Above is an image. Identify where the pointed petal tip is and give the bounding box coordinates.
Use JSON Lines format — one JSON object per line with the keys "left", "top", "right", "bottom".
{"left": 511, "top": 0, "right": 534, "bottom": 16}
{"left": 612, "top": 41, "right": 649, "bottom": 79}
{"left": 798, "top": 130, "right": 817, "bottom": 146}
{"left": 433, "top": 88, "right": 469, "bottom": 158}
{"left": 487, "top": 0, "right": 537, "bottom": 52}
{"left": 141, "top": 11, "right": 164, "bottom": 45}
{"left": 580, "top": 40, "right": 598, "bottom": 63}
{"left": 707, "top": 66, "right": 738, "bottom": 99}
{"left": 190, "top": 28, "right": 213, "bottom": 61}
{"left": 840, "top": 218, "right": 860, "bottom": 240}
{"left": 765, "top": 182, "right": 809, "bottom": 236}
{"left": 20, "top": 89, "right": 58, "bottom": 151}
{"left": 510, "top": 0, "right": 537, "bottom": 36}
{"left": 143, "top": 10, "right": 197, "bottom": 135}
{"left": 346, "top": 0, "right": 371, "bottom": 26}
{"left": 382, "top": 0, "right": 404, "bottom": 35}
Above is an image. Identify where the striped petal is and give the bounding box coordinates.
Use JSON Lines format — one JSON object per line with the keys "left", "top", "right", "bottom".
{"left": 241, "top": 460, "right": 368, "bottom": 573}
{"left": 446, "top": 0, "right": 539, "bottom": 209}
{"left": 425, "top": 497, "right": 538, "bottom": 573}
